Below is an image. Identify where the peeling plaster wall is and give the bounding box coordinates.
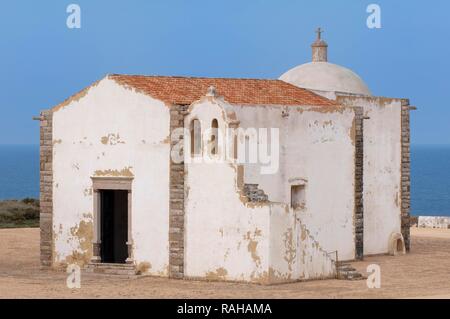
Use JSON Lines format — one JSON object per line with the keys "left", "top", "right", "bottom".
{"left": 234, "top": 105, "right": 356, "bottom": 261}
{"left": 52, "top": 77, "right": 170, "bottom": 275}
{"left": 185, "top": 160, "right": 271, "bottom": 282}
{"left": 269, "top": 204, "right": 335, "bottom": 283}
{"left": 184, "top": 100, "right": 271, "bottom": 283}
{"left": 338, "top": 96, "right": 402, "bottom": 255}
{"left": 184, "top": 99, "right": 337, "bottom": 283}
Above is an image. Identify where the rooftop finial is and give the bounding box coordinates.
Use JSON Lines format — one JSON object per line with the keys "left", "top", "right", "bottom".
{"left": 315, "top": 27, "right": 323, "bottom": 40}
{"left": 311, "top": 27, "right": 328, "bottom": 63}
{"left": 206, "top": 85, "right": 217, "bottom": 97}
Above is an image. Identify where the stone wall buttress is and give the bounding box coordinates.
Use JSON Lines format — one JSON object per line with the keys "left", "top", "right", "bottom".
{"left": 40, "top": 110, "right": 53, "bottom": 267}
{"left": 168, "top": 104, "right": 189, "bottom": 278}
{"left": 354, "top": 107, "right": 364, "bottom": 260}
{"left": 401, "top": 99, "right": 411, "bottom": 252}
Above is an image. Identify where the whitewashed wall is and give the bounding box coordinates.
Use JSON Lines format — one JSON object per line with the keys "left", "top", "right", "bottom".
{"left": 234, "top": 105, "right": 357, "bottom": 261}
{"left": 184, "top": 97, "right": 339, "bottom": 283}
{"left": 269, "top": 204, "right": 336, "bottom": 282}
{"left": 184, "top": 98, "right": 271, "bottom": 282}
{"left": 338, "top": 96, "right": 402, "bottom": 256}
{"left": 52, "top": 77, "right": 171, "bottom": 276}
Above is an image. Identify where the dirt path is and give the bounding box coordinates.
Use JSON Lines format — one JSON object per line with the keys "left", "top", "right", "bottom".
{"left": 0, "top": 227, "right": 449, "bottom": 298}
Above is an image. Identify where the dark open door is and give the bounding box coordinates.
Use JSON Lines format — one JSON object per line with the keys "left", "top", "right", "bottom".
{"left": 100, "top": 190, "right": 128, "bottom": 263}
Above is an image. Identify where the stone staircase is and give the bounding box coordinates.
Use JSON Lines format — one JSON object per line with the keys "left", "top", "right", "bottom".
{"left": 84, "top": 263, "right": 137, "bottom": 278}
{"left": 243, "top": 184, "right": 269, "bottom": 203}
{"left": 336, "top": 261, "right": 364, "bottom": 281}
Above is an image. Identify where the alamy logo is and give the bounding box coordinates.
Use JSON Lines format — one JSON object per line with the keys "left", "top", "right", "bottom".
{"left": 66, "top": 4, "right": 81, "bottom": 29}
{"left": 366, "top": 264, "right": 381, "bottom": 289}
{"left": 366, "top": 4, "right": 382, "bottom": 29}
{"left": 66, "top": 264, "right": 81, "bottom": 289}
{"left": 170, "top": 127, "right": 280, "bottom": 175}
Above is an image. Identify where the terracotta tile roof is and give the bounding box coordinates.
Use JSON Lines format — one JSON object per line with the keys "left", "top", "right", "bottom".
{"left": 109, "top": 74, "right": 335, "bottom": 106}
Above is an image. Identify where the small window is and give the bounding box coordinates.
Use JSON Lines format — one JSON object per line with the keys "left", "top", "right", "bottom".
{"left": 190, "top": 119, "right": 202, "bottom": 156}
{"left": 233, "top": 134, "right": 238, "bottom": 160}
{"left": 291, "top": 185, "right": 306, "bottom": 210}
{"left": 210, "top": 119, "right": 219, "bottom": 156}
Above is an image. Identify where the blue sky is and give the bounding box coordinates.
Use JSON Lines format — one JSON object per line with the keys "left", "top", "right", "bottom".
{"left": 0, "top": 0, "right": 448, "bottom": 145}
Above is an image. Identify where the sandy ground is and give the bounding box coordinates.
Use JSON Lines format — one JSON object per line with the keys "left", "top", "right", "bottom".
{"left": 0, "top": 227, "right": 450, "bottom": 299}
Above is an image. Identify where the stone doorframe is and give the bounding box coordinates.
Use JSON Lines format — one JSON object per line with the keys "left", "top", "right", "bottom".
{"left": 90, "top": 177, "right": 134, "bottom": 264}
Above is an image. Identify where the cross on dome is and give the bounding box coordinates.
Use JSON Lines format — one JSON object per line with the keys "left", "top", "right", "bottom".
{"left": 315, "top": 27, "right": 323, "bottom": 40}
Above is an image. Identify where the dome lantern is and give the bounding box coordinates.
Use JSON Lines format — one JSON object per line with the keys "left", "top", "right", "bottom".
{"left": 312, "top": 27, "right": 328, "bottom": 62}
{"left": 279, "top": 28, "right": 371, "bottom": 97}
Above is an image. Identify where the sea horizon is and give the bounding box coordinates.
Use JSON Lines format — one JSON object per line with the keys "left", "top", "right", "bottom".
{"left": 0, "top": 143, "right": 449, "bottom": 217}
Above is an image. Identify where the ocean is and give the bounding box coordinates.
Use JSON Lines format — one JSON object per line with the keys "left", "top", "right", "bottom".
{"left": 0, "top": 144, "right": 449, "bottom": 217}
{"left": 0, "top": 145, "right": 39, "bottom": 200}
{"left": 410, "top": 145, "right": 450, "bottom": 217}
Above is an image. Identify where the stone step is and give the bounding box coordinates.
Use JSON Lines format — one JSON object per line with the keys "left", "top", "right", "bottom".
{"left": 336, "top": 262, "right": 365, "bottom": 281}
{"left": 85, "top": 266, "right": 135, "bottom": 272}
{"left": 83, "top": 271, "right": 138, "bottom": 280}
{"left": 86, "top": 262, "right": 135, "bottom": 269}
{"left": 85, "top": 268, "right": 136, "bottom": 276}
{"left": 85, "top": 263, "right": 137, "bottom": 276}
{"left": 338, "top": 271, "right": 364, "bottom": 281}
{"left": 339, "top": 270, "right": 360, "bottom": 275}
{"left": 345, "top": 272, "right": 364, "bottom": 281}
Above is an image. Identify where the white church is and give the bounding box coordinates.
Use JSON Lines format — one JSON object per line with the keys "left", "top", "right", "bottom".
{"left": 39, "top": 30, "right": 411, "bottom": 284}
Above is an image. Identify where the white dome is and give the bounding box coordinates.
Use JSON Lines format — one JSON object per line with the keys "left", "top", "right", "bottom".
{"left": 279, "top": 62, "right": 371, "bottom": 96}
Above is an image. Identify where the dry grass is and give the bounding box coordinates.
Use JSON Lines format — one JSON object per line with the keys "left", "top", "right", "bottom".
{"left": 0, "top": 227, "right": 450, "bottom": 298}
{"left": 0, "top": 199, "right": 39, "bottom": 228}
